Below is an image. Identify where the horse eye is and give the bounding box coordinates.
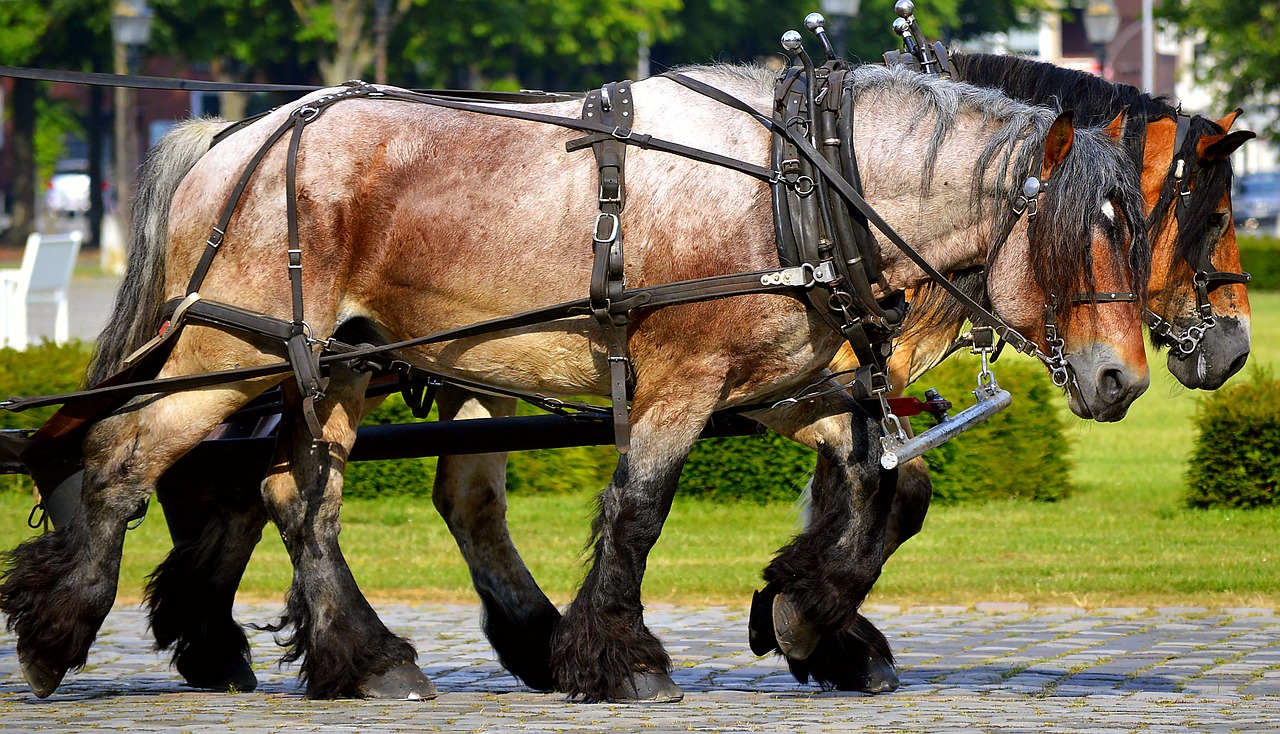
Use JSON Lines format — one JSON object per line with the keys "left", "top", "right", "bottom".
{"left": 1210, "top": 211, "right": 1228, "bottom": 230}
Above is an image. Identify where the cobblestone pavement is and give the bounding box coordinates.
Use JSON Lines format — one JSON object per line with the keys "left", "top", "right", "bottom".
{"left": 2, "top": 604, "right": 1278, "bottom": 732}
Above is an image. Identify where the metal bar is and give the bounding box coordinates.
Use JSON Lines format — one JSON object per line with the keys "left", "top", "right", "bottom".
{"left": 1, "top": 413, "right": 763, "bottom": 477}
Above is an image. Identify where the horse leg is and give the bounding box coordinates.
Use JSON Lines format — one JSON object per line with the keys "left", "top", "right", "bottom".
{"left": 432, "top": 387, "right": 561, "bottom": 692}
{"left": 0, "top": 378, "right": 273, "bottom": 698}
{"left": 257, "top": 365, "right": 432, "bottom": 700}
{"left": 146, "top": 456, "right": 270, "bottom": 692}
{"left": 745, "top": 395, "right": 901, "bottom": 693}
{"left": 547, "top": 381, "right": 725, "bottom": 703}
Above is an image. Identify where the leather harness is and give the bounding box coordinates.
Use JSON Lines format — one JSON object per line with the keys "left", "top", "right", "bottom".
{"left": 3, "top": 68, "right": 1089, "bottom": 455}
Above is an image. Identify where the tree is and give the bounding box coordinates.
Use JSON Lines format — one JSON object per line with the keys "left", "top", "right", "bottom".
{"left": 289, "top": 0, "right": 421, "bottom": 85}
{"left": 394, "top": 0, "right": 680, "bottom": 90}
{"left": 0, "top": 0, "right": 109, "bottom": 247}
{"left": 1160, "top": 0, "right": 1280, "bottom": 136}
{"left": 150, "top": 0, "right": 311, "bottom": 120}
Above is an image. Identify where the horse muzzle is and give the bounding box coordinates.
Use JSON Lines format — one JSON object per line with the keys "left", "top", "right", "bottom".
{"left": 1064, "top": 344, "right": 1150, "bottom": 422}
{"left": 1165, "top": 315, "right": 1251, "bottom": 391}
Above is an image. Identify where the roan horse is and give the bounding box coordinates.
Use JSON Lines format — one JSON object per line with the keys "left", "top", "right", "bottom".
{"left": 1, "top": 63, "right": 1150, "bottom": 701}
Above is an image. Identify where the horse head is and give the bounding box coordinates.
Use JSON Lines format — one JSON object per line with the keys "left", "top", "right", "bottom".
{"left": 987, "top": 110, "right": 1150, "bottom": 422}
{"left": 1145, "top": 110, "right": 1254, "bottom": 389}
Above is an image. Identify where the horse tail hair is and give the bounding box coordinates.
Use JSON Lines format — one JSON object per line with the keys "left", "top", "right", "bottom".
{"left": 86, "top": 117, "right": 231, "bottom": 387}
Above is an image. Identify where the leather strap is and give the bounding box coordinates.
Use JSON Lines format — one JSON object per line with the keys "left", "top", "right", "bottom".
{"left": 570, "top": 81, "right": 635, "bottom": 454}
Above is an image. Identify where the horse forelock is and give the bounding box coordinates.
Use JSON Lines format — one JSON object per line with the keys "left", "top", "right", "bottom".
{"left": 1026, "top": 126, "right": 1151, "bottom": 321}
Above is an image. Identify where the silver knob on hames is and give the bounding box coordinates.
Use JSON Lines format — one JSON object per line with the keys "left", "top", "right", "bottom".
{"left": 804, "top": 12, "right": 826, "bottom": 32}
{"left": 895, "top": 0, "right": 915, "bottom": 18}
{"left": 781, "top": 30, "right": 804, "bottom": 52}
{"left": 1023, "top": 176, "right": 1041, "bottom": 199}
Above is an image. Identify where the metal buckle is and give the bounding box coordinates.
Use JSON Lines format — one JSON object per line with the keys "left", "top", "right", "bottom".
{"left": 593, "top": 213, "right": 620, "bottom": 244}
{"left": 205, "top": 227, "right": 225, "bottom": 249}
{"left": 598, "top": 185, "right": 623, "bottom": 205}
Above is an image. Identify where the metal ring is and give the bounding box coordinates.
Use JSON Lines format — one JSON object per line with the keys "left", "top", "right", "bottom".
{"left": 793, "top": 176, "right": 815, "bottom": 196}
{"left": 1051, "top": 366, "right": 1070, "bottom": 387}
{"left": 827, "top": 289, "right": 856, "bottom": 310}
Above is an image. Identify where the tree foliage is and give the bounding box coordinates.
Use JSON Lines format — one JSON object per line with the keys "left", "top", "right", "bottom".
{"left": 0, "top": 0, "right": 110, "bottom": 246}
{"left": 1160, "top": 0, "right": 1280, "bottom": 136}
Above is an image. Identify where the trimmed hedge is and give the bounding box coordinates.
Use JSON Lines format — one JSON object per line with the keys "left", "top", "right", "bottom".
{"left": 1, "top": 341, "right": 92, "bottom": 492}
{"left": 0, "top": 341, "right": 92, "bottom": 431}
{"left": 677, "top": 353, "right": 1076, "bottom": 505}
{"left": 1238, "top": 235, "right": 1280, "bottom": 291}
{"left": 679, "top": 428, "right": 815, "bottom": 504}
{"left": 1185, "top": 369, "right": 1280, "bottom": 509}
{"left": 902, "top": 355, "right": 1075, "bottom": 504}
{"left": 343, "top": 395, "right": 617, "bottom": 499}
{"left": 0, "top": 342, "right": 1074, "bottom": 505}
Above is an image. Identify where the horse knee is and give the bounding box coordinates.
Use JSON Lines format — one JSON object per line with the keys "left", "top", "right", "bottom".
{"left": 883, "top": 457, "right": 932, "bottom": 559}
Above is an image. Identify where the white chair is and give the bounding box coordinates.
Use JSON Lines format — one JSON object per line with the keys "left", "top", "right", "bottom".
{"left": 0, "top": 231, "right": 83, "bottom": 350}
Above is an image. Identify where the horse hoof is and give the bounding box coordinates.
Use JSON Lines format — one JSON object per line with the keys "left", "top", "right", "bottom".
{"left": 861, "top": 659, "right": 901, "bottom": 693}
{"left": 748, "top": 587, "right": 779, "bottom": 656}
{"left": 358, "top": 662, "right": 438, "bottom": 700}
{"left": 18, "top": 648, "right": 67, "bottom": 698}
{"left": 609, "top": 671, "right": 684, "bottom": 703}
{"left": 177, "top": 654, "right": 258, "bottom": 692}
{"left": 772, "top": 593, "right": 820, "bottom": 661}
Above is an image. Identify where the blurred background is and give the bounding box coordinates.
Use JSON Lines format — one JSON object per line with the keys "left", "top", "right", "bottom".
{"left": 0, "top": 0, "right": 1276, "bottom": 258}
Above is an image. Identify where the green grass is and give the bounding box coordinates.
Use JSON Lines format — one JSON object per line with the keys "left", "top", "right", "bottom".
{"left": 1, "top": 295, "right": 1278, "bottom": 609}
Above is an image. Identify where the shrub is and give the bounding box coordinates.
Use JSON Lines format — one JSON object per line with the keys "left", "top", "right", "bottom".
{"left": 903, "top": 354, "right": 1075, "bottom": 504}
{"left": 0, "top": 341, "right": 93, "bottom": 431}
{"left": 344, "top": 394, "right": 618, "bottom": 499}
{"left": 1, "top": 342, "right": 92, "bottom": 493}
{"left": 343, "top": 393, "right": 439, "bottom": 500}
{"left": 679, "top": 428, "right": 815, "bottom": 504}
{"left": 1185, "top": 368, "right": 1280, "bottom": 509}
{"left": 1237, "top": 235, "right": 1280, "bottom": 291}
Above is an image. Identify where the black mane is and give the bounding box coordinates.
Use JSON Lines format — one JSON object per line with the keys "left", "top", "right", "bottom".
{"left": 951, "top": 52, "right": 1236, "bottom": 287}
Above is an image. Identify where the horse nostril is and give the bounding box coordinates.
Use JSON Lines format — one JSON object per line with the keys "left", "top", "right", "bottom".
{"left": 1099, "top": 368, "right": 1125, "bottom": 402}
{"left": 1227, "top": 350, "right": 1249, "bottom": 379}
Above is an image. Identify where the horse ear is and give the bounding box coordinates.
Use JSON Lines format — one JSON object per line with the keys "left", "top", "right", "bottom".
{"left": 1043, "top": 111, "right": 1075, "bottom": 173}
{"left": 1104, "top": 107, "right": 1128, "bottom": 141}
{"left": 1199, "top": 130, "right": 1256, "bottom": 161}
{"left": 1216, "top": 109, "right": 1244, "bottom": 132}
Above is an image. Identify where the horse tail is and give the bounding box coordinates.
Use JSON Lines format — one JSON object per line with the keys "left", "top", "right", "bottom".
{"left": 86, "top": 117, "right": 231, "bottom": 387}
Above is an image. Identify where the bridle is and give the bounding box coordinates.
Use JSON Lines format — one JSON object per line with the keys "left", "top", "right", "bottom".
{"left": 1142, "top": 112, "right": 1251, "bottom": 355}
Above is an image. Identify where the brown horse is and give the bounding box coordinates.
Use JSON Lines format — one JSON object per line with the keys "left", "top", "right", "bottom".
{"left": 783, "top": 53, "right": 1257, "bottom": 692}
{"left": 2, "top": 63, "right": 1149, "bottom": 701}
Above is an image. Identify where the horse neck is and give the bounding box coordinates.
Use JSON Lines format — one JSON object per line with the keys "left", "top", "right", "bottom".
{"left": 850, "top": 103, "right": 1044, "bottom": 294}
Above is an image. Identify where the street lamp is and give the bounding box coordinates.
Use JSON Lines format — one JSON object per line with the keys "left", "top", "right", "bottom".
{"left": 1082, "top": 0, "right": 1120, "bottom": 79}
{"left": 108, "top": 0, "right": 153, "bottom": 274}
{"left": 820, "top": 0, "right": 862, "bottom": 58}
